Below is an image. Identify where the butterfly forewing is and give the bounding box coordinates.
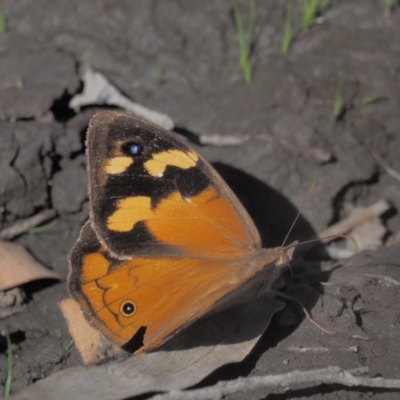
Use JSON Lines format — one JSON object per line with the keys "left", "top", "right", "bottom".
{"left": 87, "top": 111, "right": 261, "bottom": 259}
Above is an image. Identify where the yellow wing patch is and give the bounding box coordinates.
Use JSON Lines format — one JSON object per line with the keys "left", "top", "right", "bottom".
{"left": 103, "top": 156, "right": 133, "bottom": 174}
{"left": 107, "top": 196, "right": 153, "bottom": 232}
{"left": 144, "top": 150, "right": 198, "bottom": 177}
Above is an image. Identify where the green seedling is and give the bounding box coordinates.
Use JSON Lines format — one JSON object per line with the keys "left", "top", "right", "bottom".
{"left": 63, "top": 339, "right": 74, "bottom": 353}
{"left": 55, "top": 329, "right": 74, "bottom": 352}
{"left": 281, "top": 1, "right": 294, "bottom": 54}
{"left": 15, "top": 77, "right": 24, "bottom": 89}
{"left": 4, "top": 331, "right": 13, "bottom": 397}
{"left": 233, "top": 0, "right": 256, "bottom": 83}
{"left": 360, "top": 94, "right": 381, "bottom": 106}
{"left": 0, "top": 8, "right": 7, "bottom": 33}
{"left": 81, "top": 49, "right": 92, "bottom": 61}
{"left": 282, "top": 0, "right": 329, "bottom": 54}
{"left": 384, "top": 0, "right": 395, "bottom": 15}
{"left": 333, "top": 75, "right": 344, "bottom": 121}
{"left": 301, "top": 0, "right": 329, "bottom": 31}
{"left": 28, "top": 219, "right": 58, "bottom": 234}
{"left": 350, "top": 236, "right": 358, "bottom": 254}
{"left": 152, "top": 67, "right": 165, "bottom": 87}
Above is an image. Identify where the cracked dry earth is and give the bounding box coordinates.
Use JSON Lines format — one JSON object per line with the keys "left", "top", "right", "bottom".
{"left": 0, "top": 1, "right": 400, "bottom": 399}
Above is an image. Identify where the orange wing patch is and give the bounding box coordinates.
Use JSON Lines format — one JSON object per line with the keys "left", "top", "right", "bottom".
{"left": 107, "top": 186, "right": 255, "bottom": 255}
{"left": 79, "top": 251, "right": 266, "bottom": 349}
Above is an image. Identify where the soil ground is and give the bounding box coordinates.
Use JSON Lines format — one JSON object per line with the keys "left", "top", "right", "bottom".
{"left": 0, "top": 1, "right": 400, "bottom": 399}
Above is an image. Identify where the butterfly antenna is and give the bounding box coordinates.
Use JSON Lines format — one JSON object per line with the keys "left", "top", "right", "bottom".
{"left": 281, "top": 182, "right": 318, "bottom": 248}
{"left": 283, "top": 233, "right": 357, "bottom": 253}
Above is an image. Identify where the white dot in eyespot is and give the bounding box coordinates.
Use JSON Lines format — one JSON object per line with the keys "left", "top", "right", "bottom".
{"left": 158, "top": 172, "right": 163, "bottom": 177}
{"left": 130, "top": 144, "right": 140, "bottom": 155}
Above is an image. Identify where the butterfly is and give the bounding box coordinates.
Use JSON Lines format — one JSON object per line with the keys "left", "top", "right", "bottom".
{"left": 68, "top": 111, "right": 294, "bottom": 353}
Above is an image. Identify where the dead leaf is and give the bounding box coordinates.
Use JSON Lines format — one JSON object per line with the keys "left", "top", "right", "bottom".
{"left": 60, "top": 298, "right": 125, "bottom": 365}
{"left": 0, "top": 240, "right": 60, "bottom": 291}
{"left": 318, "top": 200, "right": 389, "bottom": 245}
{"left": 69, "top": 66, "right": 174, "bottom": 130}
{"left": 14, "top": 287, "right": 285, "bottom": 399}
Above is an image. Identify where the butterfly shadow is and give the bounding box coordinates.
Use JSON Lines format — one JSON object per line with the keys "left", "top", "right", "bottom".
{"left": 147, "top": 163, "right": 332, "bottom": 383}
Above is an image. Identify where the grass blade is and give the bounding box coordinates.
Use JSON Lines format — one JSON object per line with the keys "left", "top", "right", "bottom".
{"left": 0, "top": 8, "right": 7, "bottom": 33}
{"left": 384, "top": 0, "right": 394, "bottom": 16}
{"left": 233, "top": 0, "right": 256, "bottom": 83}
{"left": 4, "top": 331, "right": 13, "bottom": 397}
{"left": 333, "top": 75, "right": 344, "bottom": 121}
{"left": 282, "top": 1, "right": 293, "bottom": 54}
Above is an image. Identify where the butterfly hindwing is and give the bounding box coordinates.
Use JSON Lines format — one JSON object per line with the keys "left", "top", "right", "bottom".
{"left": 69, "top": 221, "right": 279, "bottom": 349}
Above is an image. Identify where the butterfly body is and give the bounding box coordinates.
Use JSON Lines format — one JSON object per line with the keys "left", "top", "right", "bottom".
{"left": 68, "top": 111, "right": 292, "bottom": 351}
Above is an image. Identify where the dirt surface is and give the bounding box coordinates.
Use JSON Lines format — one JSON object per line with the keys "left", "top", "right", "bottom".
{"left": 0, "top": 0, "right": 400, "bottom": 398}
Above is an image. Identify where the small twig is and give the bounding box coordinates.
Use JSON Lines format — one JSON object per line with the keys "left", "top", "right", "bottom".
{"left": 198, "top": 134, "right": 249, "bottom": 146}
{"left": 0, "top": 209, "right": 57, "bottom": 240}
{"left": 288, "top": 345, "right": 359, "bottom": 354}
{"left": 317, "top": 200, "right": 390, "bottom": 243}
{"left": 351, "top": 335, "right": 370, "bottom": 341}
{"left": 151, "top": 366, "right": 400, "bottom": 400}
{"left": 358, "top": 137, "right": 400, "bottom": 183}
{"left": 370, "top": 148, "right": 400, "bottom": 183}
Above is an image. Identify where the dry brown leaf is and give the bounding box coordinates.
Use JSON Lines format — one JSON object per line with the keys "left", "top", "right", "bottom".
{"left": 14, "top": 287, "right": 285, "bottom": 400}
{"left": 0, "top": 240, "right": 60, "bottom": 291}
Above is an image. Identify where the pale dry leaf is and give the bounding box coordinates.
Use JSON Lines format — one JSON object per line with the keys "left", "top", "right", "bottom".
{"left": 13, "top": 289, "right": 285, "bottom": 400}
{"left": 347, "top": 217, "right": 386, "bottom": 251}
{"left": 318, "top": 200, "right": 389, "bottom": 245}
{"left": 69, "top": 66, "right": 174, "bottom": 130}
{"left": 324, "top": 204, "right": 387, "bottom": 259}
{"left": 0, "top": 240, "right": 60, "bottom": 291}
